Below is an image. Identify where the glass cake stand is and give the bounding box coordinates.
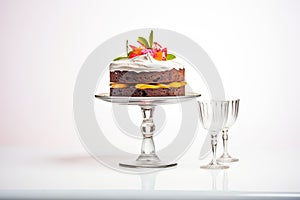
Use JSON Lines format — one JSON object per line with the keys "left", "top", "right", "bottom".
{"left": 95, "top": 92, "right": 201, "bottom": 168}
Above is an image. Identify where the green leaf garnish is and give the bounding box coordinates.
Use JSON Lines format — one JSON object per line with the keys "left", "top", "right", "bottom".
{"left": 137, "top": 37, "right": 149, "bottom": 48}
{"left": 126, "top": 40, "right": 129, "bottom": 56}
{"left": 166, "top": 54, "right": 176, "bottom": 60}
{"left": 113, "top": 56, "right": 128, "bottom": 61}
{"left": 149, "top": 30, "right": 153, "bottom": 48}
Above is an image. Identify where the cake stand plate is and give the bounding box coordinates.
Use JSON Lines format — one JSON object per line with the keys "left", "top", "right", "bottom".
{"left": 95, "top": 92, "right": 201, "bottom": 105}
{"left": 95, "top": 92, "right": 201, "bottom": 168}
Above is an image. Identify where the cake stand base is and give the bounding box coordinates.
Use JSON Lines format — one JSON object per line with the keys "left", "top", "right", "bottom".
{"left": 120, "top": 153, "right": 177, "bottom": 168}
{"left": 119, "top": 161, "right": 177, "bottom": 168}
{"left": 95, "top": 93, "right": 201, "bottom": 169}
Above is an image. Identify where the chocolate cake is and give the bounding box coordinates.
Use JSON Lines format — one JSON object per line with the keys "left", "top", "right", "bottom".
{"left": 109, "top": 31, "right": 186, "bottom": 97}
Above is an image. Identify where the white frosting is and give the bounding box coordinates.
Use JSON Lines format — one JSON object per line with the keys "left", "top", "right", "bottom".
{"left": 109, "top": 53, "right": 184, "bottom": 73}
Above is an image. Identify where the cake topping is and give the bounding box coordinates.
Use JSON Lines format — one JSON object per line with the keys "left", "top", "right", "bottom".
{"left": 109, "top": 53, "right": 184, "bottom": 73}
{"left": 110, "top": 30, "right": 183, "bottom": 73}
{"left": 113, "top": 30, "right": 176, "bottom": 61}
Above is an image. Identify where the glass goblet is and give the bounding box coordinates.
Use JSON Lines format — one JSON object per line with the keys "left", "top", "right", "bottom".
{"left": 198, "top": 100, "right": 229, "bottom": 169}
{"left": 218, "top": 99, "right": 240, "bottom": 163}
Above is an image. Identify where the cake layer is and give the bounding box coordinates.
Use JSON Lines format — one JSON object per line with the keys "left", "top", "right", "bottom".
{"left": 110, "top": 68, "right": 185, "bottom": 84}
{"left": 110, "top": 81, "right": 187, "bottom": 89}
{"left": 110, "top": 86, "right": 185, "bottom": 97}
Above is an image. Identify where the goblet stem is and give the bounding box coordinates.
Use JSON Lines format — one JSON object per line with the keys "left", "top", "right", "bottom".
{"left": 200, "top": 131, "right": 229, "bottom": 169}
{"left": 136, "top": 105, "right": 160, "bottom": 162}
{"left": 218, "top": 128, "right": 239, "bottom": 163}
{"left": 222, "top": 129, "right": 229, "bottom": 157}
{"left": 211, "top": 132, "right": 218, "bottom": 165}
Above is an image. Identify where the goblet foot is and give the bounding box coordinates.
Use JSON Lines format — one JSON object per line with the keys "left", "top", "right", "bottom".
{"left": 217, "top": 154, "right": 239, "bottom": 163}
{"left": 200, "top": 161, "right": 229, "bottom": 170}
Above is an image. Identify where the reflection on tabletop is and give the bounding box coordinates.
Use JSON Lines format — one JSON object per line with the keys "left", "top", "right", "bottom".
{"left": 206, "top": 169, "right": 229, "bottom": 191}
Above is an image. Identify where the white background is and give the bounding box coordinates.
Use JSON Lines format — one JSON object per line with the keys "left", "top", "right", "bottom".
{"left": 1, "top": 0, "right": 300, "bottom": 191}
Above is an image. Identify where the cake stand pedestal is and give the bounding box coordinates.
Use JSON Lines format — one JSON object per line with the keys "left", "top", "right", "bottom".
{"left": 95, "top": 92, "right": 201, "bottom": 168}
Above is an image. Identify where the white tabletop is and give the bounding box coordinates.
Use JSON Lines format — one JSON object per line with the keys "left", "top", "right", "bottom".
{"left": 1, "top": 146, "right": 299, "bottom": 199}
